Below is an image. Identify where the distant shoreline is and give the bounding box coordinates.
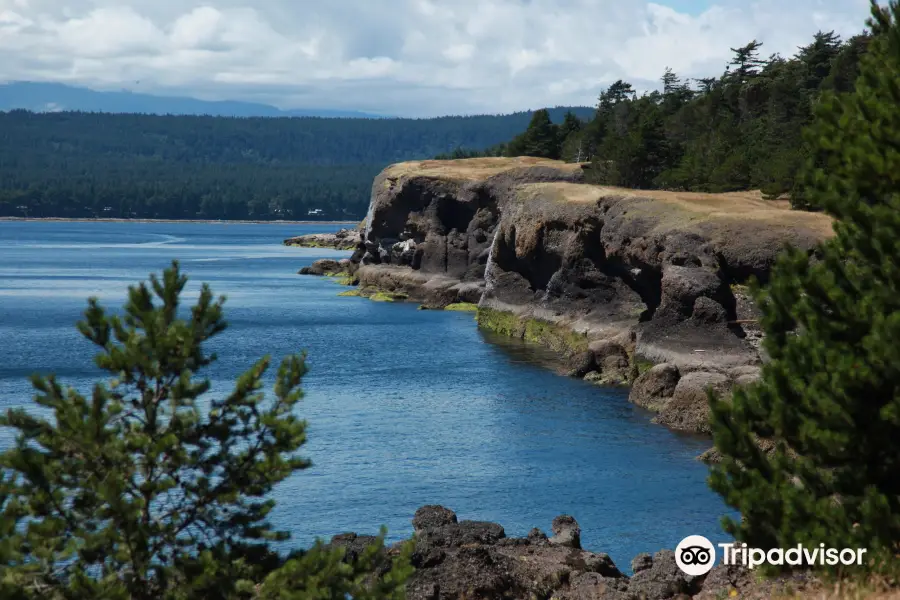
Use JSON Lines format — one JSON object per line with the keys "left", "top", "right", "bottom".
{"left": 0, "top": 217, "right": 358, "bottom": 225}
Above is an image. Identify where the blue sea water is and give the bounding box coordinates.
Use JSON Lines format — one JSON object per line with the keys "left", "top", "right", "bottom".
{"left": 0, "top": 220, "right": 732, "bottom": 569}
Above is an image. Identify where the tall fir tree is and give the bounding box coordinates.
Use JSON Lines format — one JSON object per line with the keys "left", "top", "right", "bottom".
{"left": 0, "top": 262, "right": 410, "bottom": 599}
{"left": 505, "top": 108, "right": 561, "bottom": 159}
{"left": 709, "top": 0, "right": 900, "bottom": 562}
{"left": 728, "top": 40, "right": 765, "bottom": 81}
{"left": 798, "top": 31, "right": 843, "bottom": 90}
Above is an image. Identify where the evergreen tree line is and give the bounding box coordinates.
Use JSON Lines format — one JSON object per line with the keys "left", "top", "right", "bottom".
{"left": 0, "top": 107, "right": 592, "bottom": 220}
{"left": 449, "top": 28, "right": 870, "bottom": 204}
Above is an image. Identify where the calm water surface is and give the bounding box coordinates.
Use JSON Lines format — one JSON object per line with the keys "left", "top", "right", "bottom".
{"left": 0, "top": 221, "right": 732, "bottom": 569}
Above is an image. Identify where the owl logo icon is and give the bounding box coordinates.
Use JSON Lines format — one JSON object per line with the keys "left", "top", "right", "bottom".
{"left": 675, "top": 535, "right": 716, "bottom": 576}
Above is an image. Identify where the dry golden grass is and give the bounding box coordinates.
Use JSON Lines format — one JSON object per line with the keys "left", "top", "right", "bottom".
{"left": 522, "top": 181, "right": 835, "bottom": 239}
{"left": 380, "top": 159, "right": 835, "bottom": 242}
{"left": 381, "top": 157, "right": 584, "bottom": 182}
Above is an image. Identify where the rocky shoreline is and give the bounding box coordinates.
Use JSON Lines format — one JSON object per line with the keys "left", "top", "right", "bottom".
{"left": 291, "top": 157, "right": 834, "bottom": 437}
{"left": 284, "top": 227, "right": 362, "bottom": 250}
{"left": 334, "top": 505, "right": 819, "bottom": 600}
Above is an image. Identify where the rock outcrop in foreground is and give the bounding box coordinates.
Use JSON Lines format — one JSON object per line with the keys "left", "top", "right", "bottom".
{"left": 331, "top": 506, "right": 818, "bottom": 600}
{"left": 300, "top": 157, "right": 834, "bottom": 434}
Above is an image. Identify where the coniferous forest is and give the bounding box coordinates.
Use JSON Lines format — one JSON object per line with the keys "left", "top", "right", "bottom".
{"left": 0, "top": 108, "right": 591, "bottom": 220}
{"left": 447, "top": 29, "right": 871, "bottom": 206}
{"left": 0, "top": 29, "right": 871, "bottom": 220}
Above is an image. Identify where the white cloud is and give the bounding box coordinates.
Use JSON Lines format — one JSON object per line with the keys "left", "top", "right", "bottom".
{"left": 0, "top": 0, "right": 875, "bottom": 117}
{"left": 170, "top": 7, "right": 225, "bottom": 50}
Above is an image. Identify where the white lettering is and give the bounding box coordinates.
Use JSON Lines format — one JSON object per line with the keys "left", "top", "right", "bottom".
{"left": 718, "top": 543, "right": 734, "bottom": 565}
{"left": 678, "top": 537, "right": 867, "bottom": 575}
{"left": 785, "top": 545, "right": 803, "bottom": 566}
{"left": 748, "top": 548, "right": 766, "bottom": 569}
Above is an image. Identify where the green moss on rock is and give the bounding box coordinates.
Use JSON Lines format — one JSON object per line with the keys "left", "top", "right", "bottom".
{"left": 628, "top": 356, "right": 656, "bottom": 383}
{"left": 523, "top": 318, "right": 590, "bottom": 355}
{"left": 337, "top": 290, "right": 361, "bottom": 297}
{"left": 476, "top": 307, "right": 589, "bottom": 356}
{"left": 367, "top": 290, "right": 409, "bottom": 303}
{"left": 476, "top": 307, "right": 523, "bottom": 337}
{"left": 369, "top": 292, "right": 396, "bottom": 302}
{"left": 445, "top": 303, "right": 478, "bottom": 312}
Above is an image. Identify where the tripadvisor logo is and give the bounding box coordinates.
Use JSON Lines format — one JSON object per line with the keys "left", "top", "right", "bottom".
{"left": 674, "top": 535, "right": 868, "bottom": 576}
{"left": 675, "top": 535, "right": 716, "bottom": 576}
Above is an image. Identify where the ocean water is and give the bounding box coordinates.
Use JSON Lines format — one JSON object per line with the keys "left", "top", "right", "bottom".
{"left": 0, "top": 220, "right": 732, "bottom": 569}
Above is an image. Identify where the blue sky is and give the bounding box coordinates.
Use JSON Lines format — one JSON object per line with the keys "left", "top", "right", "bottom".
{"left": 0, "top": 0, "right": 875, "bottom": 116}
{"left": 663, "top": 0, "right": 712, "bottom": 15}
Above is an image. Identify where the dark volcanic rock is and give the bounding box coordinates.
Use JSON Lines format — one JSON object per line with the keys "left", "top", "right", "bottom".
{"left": 340, "top": 506, "right": 812, "bottom": 600}
{"left": 298, "top": 258, "right": 343, "bottom": 276}
{"left": 417, "top": 520, "right": 506, "bottom": 549}
{"left": 568, "top": 350, "right": 597, "bottom": 378}
{"left": 631, "top": 552, "right": 654, "bottom": 574}
{"left": 589, "top": 340, "right": 632, "bottom": 384}
{"left": 656, "top": 266, "right": 728, "bottom": 322}
{"left": 654, "top": 371, "right": 731, "bottom": 434}
{"left": 411, "top": 544, "right": 516, "bottom": 600}
{"left": 413, "top": 505, "right": 458, "bottom": 533}
{"left": 285, "top": 227, "right": 361, "bottom": 250}
{"left": 405, "top": 507, "right": 627, "bottom": 600}
{"left": 549, "top": 515, "right": 582, "bottom": 549}
{"left": 528, "top": 527, "right": 549, "bottom": 544}
{"left": 627, "top": 550, "right": 692, "bottom": 599}
{"left": 557, "top": 572, "right": 632, "bottom": 600}
{"left": 629, "top": 364, "right": 680, "bottom": 413}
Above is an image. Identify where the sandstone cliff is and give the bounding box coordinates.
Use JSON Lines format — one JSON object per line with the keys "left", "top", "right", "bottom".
{"left": 319, "top": 157, "right": 834, "bottom": 434}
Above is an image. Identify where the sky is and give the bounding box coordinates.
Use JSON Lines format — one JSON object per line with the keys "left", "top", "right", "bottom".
{"left": 0, "top": 0, "right": 874, "bottom": 117}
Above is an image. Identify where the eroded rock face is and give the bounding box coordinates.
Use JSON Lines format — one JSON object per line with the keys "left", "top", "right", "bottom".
{"left": 413, "top": 505, "right": 458, "bottom": 533}
{"left": 654, "top": 372, "right": 731, "bottom": 434}
{"left": 334, "top": 506, "right": 778, "bottom": 600}
{"left": 630, "top": 364, "right": 680, "bottom": 413}
{"left": 351, "top": 158, "right": 586, "bottom": 306}
{"left": 303, "top": 158, "right": 832, "bottom": 434}
{"left": 627, "top": 549, "right": 694, "bottom": 599}
{"left": 549, "top": 515, "right": 582, "bottom": 549}
{"left": 298, "top": 258, "right": 346, "bottom": 276}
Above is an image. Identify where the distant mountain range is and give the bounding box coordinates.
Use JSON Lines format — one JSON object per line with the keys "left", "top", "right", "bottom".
{"left": 0, "top": 82, "right": 392, "bottom": 119}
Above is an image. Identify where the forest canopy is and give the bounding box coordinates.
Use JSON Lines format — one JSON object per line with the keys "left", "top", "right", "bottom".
{"left": 0, "top": 108, "right": 590, "bottom": 220}
{"left": 469, "top": 29, "right": 870, "bottom": 204}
